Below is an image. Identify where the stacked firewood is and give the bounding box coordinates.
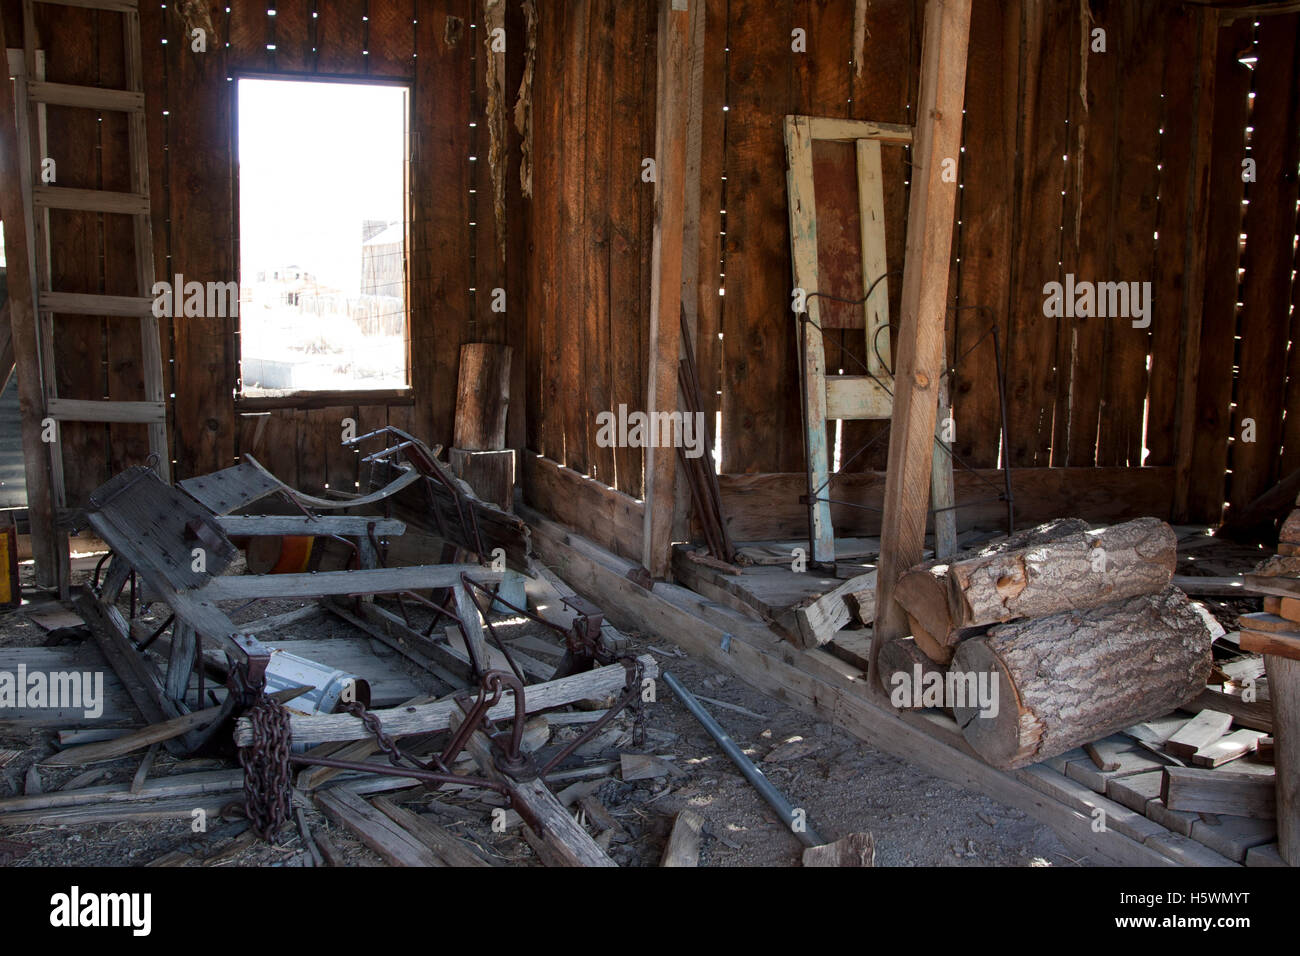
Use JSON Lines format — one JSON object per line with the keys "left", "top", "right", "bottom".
{"left": 889, "top": 517, "right": 1221, "bottom": 770}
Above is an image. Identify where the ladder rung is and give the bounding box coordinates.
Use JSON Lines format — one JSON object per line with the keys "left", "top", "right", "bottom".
{"left": 33, "top": 186, "right": 149, "bottom": 215}
{"left": 39, "top": 292, "right": 156, "bottom": 317}
{"left": 31, "top": 0, "right": 137, "bottom": 12}
{"left": 28, "top": 81, "right": 144, "bottom": 112}
{"left": 46, "top": 399, "right": 165, "bottom": 424}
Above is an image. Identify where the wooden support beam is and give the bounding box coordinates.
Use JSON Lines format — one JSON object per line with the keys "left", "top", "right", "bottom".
{"left": 869, "top": 0, "right": 972, "bottom": 691}
{"left": 641, "top": 0, "right": 692, "bottom": 577}
{"left": 0, "top": 21, "right": 60, "bottom": 590}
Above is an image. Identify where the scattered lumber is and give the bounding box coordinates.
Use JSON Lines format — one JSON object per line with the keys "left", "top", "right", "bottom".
{"left": 370, "top": 796, "right": 492, "bottom": 867}
{"left": 801, "top": 831, "right": 876, "bottom": 867}
{"left": 660, "top": 808, "right": 704, "bottom": 867}
{"left": 953, "top": 587, "right": 1217, "bottom": 769}
{"left": 313, "top": 788, "right": 444, "bottom": 866}
{"left": 449, "top": 711, "right": 616, "bottom": 867}
{"left": 1161, "top": 766, "right": 1276, "bottom": 819}
{"left": 236, "top": 654, "right": 658, "bottom": 746}
{"left": 0, "top": 769, "right": 244, "bottom": 826}
{"left": 947, "top": 517, "right": 1176, "bottom": 628}
{"left": 1164, "top": 710, "right": 1234, "bottom": 759}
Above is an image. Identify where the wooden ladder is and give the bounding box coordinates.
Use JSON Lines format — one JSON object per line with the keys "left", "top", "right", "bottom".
{"left": 12, "top": 0, "right": 170, "bottom": 559}
{"left": 785, "top": 115, "right": 955, "bottom": 565}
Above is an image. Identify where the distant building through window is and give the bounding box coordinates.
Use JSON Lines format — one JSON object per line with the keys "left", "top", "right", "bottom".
{"left": 237, "top": 77, "right": 410, "bottom": 395}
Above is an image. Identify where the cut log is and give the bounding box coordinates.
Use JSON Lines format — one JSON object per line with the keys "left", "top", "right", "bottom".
{"left": 947, "top": 517, "right": 1176, "bottom": 628}
{"left": 893, "top": 518, "right": 1091, "bottom": 659}
{"left": 953, "top": 587, "right": 1217, "bottom": 770}
{"left": 1161, "top": 766, "right": 1276, "bottom": 819}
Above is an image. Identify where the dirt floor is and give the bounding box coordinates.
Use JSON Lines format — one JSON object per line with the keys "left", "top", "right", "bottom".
{"left": 0, "top": 531, "right": 1262, "bottom": 867}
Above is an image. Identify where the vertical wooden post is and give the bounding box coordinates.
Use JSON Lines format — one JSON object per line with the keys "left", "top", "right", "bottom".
{"left": 869, "top": 0, "right": 972, "bottom": 689}
{"left": 642, "top": 0, "right": 691, "bottom": 577}
{"left": 1268, "top": 654, "right": 1300, "bottom": 864}
{"left": 0, "top": 21, "right": 61, "bottom": 590}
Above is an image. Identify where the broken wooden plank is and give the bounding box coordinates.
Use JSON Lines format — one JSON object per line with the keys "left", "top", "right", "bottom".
{"left": 794, "top": 570, "right": 876, "bottom": 648}
{"left": 1161, "top": 766, "right": 1276, "bottom": 818}
{"left": 313, "top": 787, "right": 443, "bottom": 867}
{"left": 39, "top": 705, "right": 225, "bottom": 768}
{"left": 370, "top": 795, "right": 492, "bottom": 867}
{"left": 660, "top": 808, "right": 704, "bottom": 867}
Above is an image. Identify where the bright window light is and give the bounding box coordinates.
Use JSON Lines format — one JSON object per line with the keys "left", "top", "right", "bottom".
{"left": 237, "top": 77, "right": 410, "bottom": 395}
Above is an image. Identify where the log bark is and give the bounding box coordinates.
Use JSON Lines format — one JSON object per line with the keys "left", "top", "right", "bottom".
{"left": 947, "top": 517, "right": 1176, "bottom": 628}
{"left": 894, "top": 518, "right": 1090, "bottom": 661}
{"left": 953, "top": 586, "right": 1218, "bottom": 770}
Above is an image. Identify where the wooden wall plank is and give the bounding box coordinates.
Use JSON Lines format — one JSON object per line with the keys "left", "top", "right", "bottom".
{"left": 582, "top": 0, "right": 613, "bottom": 486}
{"left": 1228, "top": 16, "right": 1299, "bottom": 514}
{"left": 167, "top": 11, "right": 235, "bottom": 482}
{"left": 1146, "top": 4, "right": 1205, "bottom": 469}
{"left": 954, "top": 0, "right": 1023, "bottom": 468}
{"left": 270, "top": 0, "right": 314, "bottom": 74}
{"left": 837, "top": 0, "right": 914, "bottom": 475}
{"left": 414, "top": 4, "right": 471, "bottom": 451}
{"left": 1184, "top": 18, "right": 1252, "bottom": 522}
{"left": 314, "top": 0, "right": 365, "bottom": 75}
{"left": 692, "top": 0, "right": 727, "bottom": 436}
{"left": 719, "top": 0, "right": 799, "bottom": 474}
{"left": 1062, "top": 0, "right": 1119, "bottom": 467}
{"left": 558, "top": 0, "right": 588, "bottom": 475}
{"left": 367, "top": 0, "right": 415, "bottom": 78}
{"left": 606, "top": 0, "right": 649, "bottom": 496}
{"left": 1095, "top": 1, "right": 1163, "bottom": 468}
{"left": 40, "top": 4, "right": 110, "bottom": 504}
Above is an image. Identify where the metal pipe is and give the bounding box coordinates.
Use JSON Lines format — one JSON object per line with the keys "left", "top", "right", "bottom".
{"left": 662, "top": 670, "right": 824, "bottom": 849}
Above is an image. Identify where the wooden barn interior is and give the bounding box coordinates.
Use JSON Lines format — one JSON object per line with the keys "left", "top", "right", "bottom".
{"left": 0, "top": 0, "right": 1298, "bottom": 870}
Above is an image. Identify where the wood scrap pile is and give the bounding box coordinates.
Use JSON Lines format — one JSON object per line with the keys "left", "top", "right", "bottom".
{"left": 886, "top": 517, "right": 1221, "bottom": 770}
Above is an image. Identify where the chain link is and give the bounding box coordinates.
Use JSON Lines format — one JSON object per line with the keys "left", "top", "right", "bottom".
{"left": 341, "top": 700, "right": 406, "bottom": 767}
{"left": 238, "top": 693, "right": 293, "bottom": 842}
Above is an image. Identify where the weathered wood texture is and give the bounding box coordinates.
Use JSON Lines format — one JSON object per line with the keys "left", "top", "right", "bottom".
{"left": 521, "top": 0, "right": 1256, "bottom": 545}
{"left": 947, "top": 517, "right": 1176, "bottom": 627}
{"left": 19, "top": 0, "right": 484, "bottom": 505}
{"left": 953, "top": 587, "right": 1219, "bottom": 769}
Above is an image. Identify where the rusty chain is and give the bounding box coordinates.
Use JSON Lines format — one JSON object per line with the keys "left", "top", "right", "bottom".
{"left": 237, "top": 693, "right": 293, "bottom": 842}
